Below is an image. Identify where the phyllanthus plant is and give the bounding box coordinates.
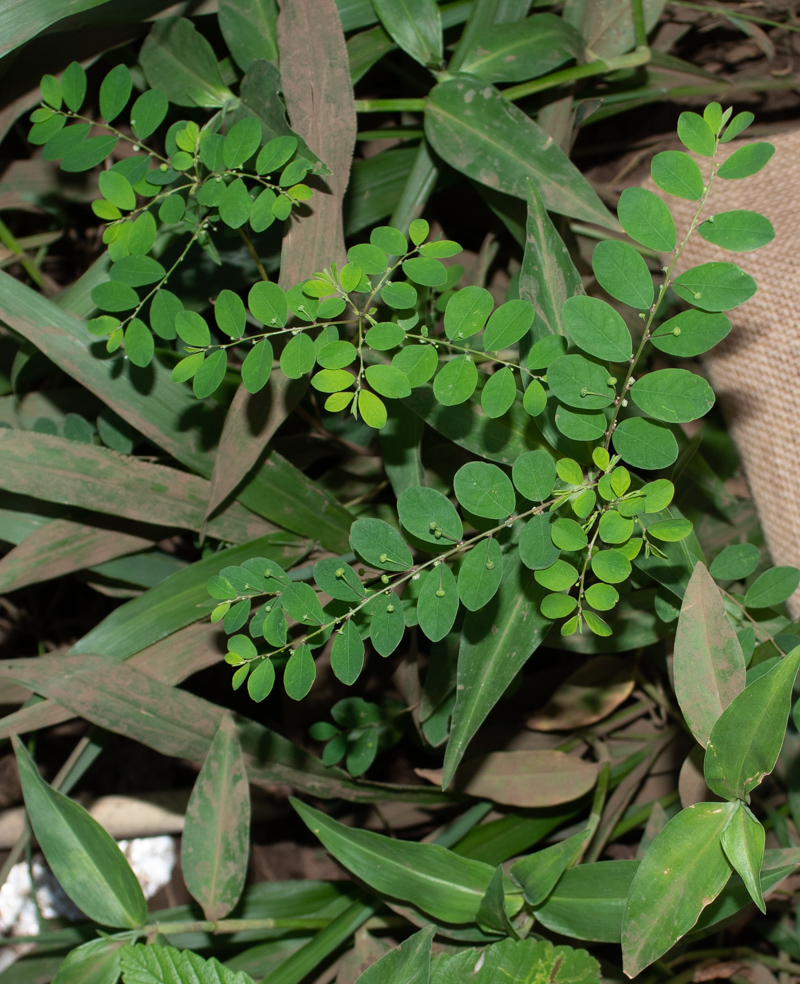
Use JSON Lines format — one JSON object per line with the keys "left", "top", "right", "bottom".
{"left": 205, "top": 102, "right": 782, "bottom": 704}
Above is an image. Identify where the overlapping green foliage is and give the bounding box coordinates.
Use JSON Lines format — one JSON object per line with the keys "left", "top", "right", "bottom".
{"left": 2, "top": 1, "right": 800, "bottom": 983}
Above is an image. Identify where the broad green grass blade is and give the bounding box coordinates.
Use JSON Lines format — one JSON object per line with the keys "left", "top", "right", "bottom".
{"left": 425, "top": 77, "right": 619, "bottom": 230}
{"left": 12, "top": 735, "right": 147, "bottom": 928}
{"left": 0, "top": 429, "right": 274, "bottom": 542}
{"left": 443, "top": 547, "right": 551, "bottom": 787}
{"left": 182, "top": 714, "right": 250, "bottom": 921}
{"left": 355, "top": 927, "right": 433, "bottom": 984}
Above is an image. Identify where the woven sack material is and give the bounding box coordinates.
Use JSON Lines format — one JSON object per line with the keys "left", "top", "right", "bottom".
{"left": 642, "top": 129, "right": 800, "bottom": 617}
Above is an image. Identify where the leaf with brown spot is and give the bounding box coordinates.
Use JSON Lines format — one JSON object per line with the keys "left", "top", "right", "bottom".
{"left": 527, "top": 656, "right": 635, "bottom": 732}
{"left": 673, "top": 562, "right": 746, "bottom": 747}
{"left": 419, "top": 750, "right": 598, "bottom": 808}
{"left": 182, "top": 713, "right": 251, "bottom": 921}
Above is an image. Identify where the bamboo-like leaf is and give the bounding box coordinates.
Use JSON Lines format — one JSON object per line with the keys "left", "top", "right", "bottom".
{"left": 443, "top": 548, "right": 551, "bottom": 788}
{"left": 353, "top": 927, "right": 433, "bottom": 984}
{"left": 219, "top": 0, "right": 278, "bottom": 73}
{"left": 12, "top": 735, "right": 147, "bottom": 928}
{"left": 182, "top": 714, "right": 251, "bottom": 921}
{"left": 0, "top": 517, "right": 154, "bottom": 593}
{"left": 293, "top": 799, "right": 520, "bottom": 924}
{"left": 425, "top": 77, "right": 618, "bottom": 230}
{"left": 527, "top": 656, "right": 635, "bottom": 731}
{"left": 621, "top": 802, "right": 735, "bottom": 977}
{"left": 371, "top": 0, "right": 442, "bottom": 67}
{"left": 139, "top": 17, "right": 234, "bottom": 107}
{"left": 673, "top": 562, "right": 746, "bottom": 747}
{"left": 704, "top": 646, "right": 800, "bottom": 801}
{"left": 0, "top": 429, "right": 273, "bottom": 543}
{"left": 51, "top": 936, "right": 125, "bottom": 984}
{"left": 720, "top": 803, "right": 765, "bottom": 913}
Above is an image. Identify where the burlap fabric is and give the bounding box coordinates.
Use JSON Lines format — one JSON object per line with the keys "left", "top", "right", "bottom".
{"left": 642, "top": 129, "right": 800, "bottom": 618}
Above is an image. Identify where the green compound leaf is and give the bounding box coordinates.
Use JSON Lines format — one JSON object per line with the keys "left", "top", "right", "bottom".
{"left": 717, "top": 142, "right": 775, "bottom": 180}
{"left": 249, "top": 188, "right": 276, "bottom": 232}
{"left": 61, "top": 61, "right": 87, "bottom": 112}
{"left": 673, "top": 562, "right": 746, "bottom": 748}
{"left": 28, "top": 113, "right": 66, "bottom": 146}
{"left": 630, "top": 368, "right": 715, "bottom": 424}
{"left": 672, "top": 262, "right": 757, "bottom": 312}
{"left": 43, "top": 123, "right": 91, "bottom": 163}
{"left": 677, "top": 111, "right": 716, "bottom": 157}
{"left": 650, "top": 309, "right": 731, "bottom": 358}
{"left": 130, "top": 88, "right": 168, "bottom": 140}
{"left": 721, "top": 111, "right": 754, "bottom": 143}
{"left": 650, "top": 150, "right": 704, "bottom": 201}
{"left": 228, "top": 634, "right": 257, "bottom": 661}
{"left": 444, "top": 285, "right": 494, "bottom": 340}
{"left": 709, "top": 543, "right": 760, "bottom": 581}
{"left": 434, "top": 937, "right": 600, "bottom": 984}
{"left": 369, "top": 593, "right": 405, "bottom": 657}
{"left": 584, "top": 582, "right": 618, "bottom": 611}
{"left": 562, "top": 295, "right": 632, "bottom": 363}
{"left": 551, "top": 518, "right": 587, "bottom": 552}
{"left": 555, "top": 404, "right": 607, "bottom": 441}
{"left": 704, "top": 647, "right": 800, "bottom": 800}
{"left": 120, "top": 941, "right": 257, "bottom": 984}
{"left": 219, "top": 178, "right": 253, "bottom": 229}
{"left": 403, "top": 256, "right": 447, "bottom": 286}
{"left": 98, "top": 170, "right": 135, "bottom": 211}
{"left": 482, "top": 299, "right": 534, "bottom": 351}
{"left": 398, "top": 485, "right": 463, "bottom": 544}
{"left": 124, "top": 319, "right": 154, "bottom": 369}
{"left": 331, "top": 619, "right": 365, "bottom": 685}
{"left": 175, "top": 310, "right": 210, "bottom": 347}
{"left": 99, "top": 64, "right": 132, "bottom": 122}
{"left": 193, "top": 349, "right": 228, "bottom": 400}
{"left": 612, "top": 417, "right": 679, "bottom": 470}
{"left": 592, "top": 240, "right": 654, "bottom": 310}
{"left": 358, "top": 390, "right": 388, "bottom": 429}
{"left": 372, "top": 0, "right": 442, "bottom": 67}
{"left": 547, "top": 355, "right": 616, "bottom": 410}
{"left": 418, "top": 563, "right": 459, "bottom": 642}
{"left": 721, "top": 803, "right": 766, "bottom": 913}
{"left": 535, "top": 559, "right": 579, "bottom": 592}
{"left": 519, "top": 513, "right": 560, "bottom": 571}
{"left": 12, "top": 735, "right": 147, "bottom": 929}
{"left": 110, "top": 255, "right": 166, "bottom": 288}
{"left": 698, "top": 210, "right": 775, "bottom": 252}
{"left": 381, "top": 281, "right": 417, "bottom": 308}
{"left": 433, "top": 355, "right": 478, "bottom": 406}
{"left": 590, "top": 549, "right": 631, "bottom": 584}
{"left": 61, "top": 135, "right": 118, "bottom": 172}
{"left": 453, "top": 461, "right": 515, "bottom": 520}
{"left": 223, "top": 117, "right": 262, "bottom": 169}
{"left": 365, "top": 365, "right": 411, "bottom": 399}
{"left": 284, "top": 644, "right": 316, "bottom": 701}
{"left": 621, "top": 802, "right": 736, "bottom": 977}
{"left": 92, "top": 281, "right": 139, "bottom": 313}
{"left": 481, "top": 367, "right": 517, "bottom": 419}
{"left": 744, "top": 566, "right": 800, "bottom": 608}
{"left": 181, "top": 713, "right": 249, "bottom": 922}
{"left": 598, "top": 510, "right": 633, "bottom": 544}
{"left": 617, "top": 186, "right": 677, "bottom": 252}
{"left": 350, "top": 518, "right": 413, "bottom": 571}
{"left": 280, "top": 332, "right": 316, "bottom": 378}
{"left": 458, "top": 538, "right": 503, "bottom": 611}
{"left": 281, "top": 581, "right": 325, "bottom": 627}
{"left": 512, "top": 450, "right": 557, "bottom": 502}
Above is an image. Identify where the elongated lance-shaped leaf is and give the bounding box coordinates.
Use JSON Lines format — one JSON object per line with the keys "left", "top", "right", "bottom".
{"left": 425, "top": 77, "right": 619, "bottom": 230}
{"left": 11, "top": 735, "right": 147, "bottom": 929}
{"left": 293, "top": 799, "right": 522, "bottom": 924}
{"left": 673, "top": 562, "right": 746, "bottom": 747}
{"left": 720, "top": 802, "right": 765, "bottom": 913}
{"left": 372, "top": 0, "right": 442, "bottom": 67}
{"left": 520, "top": 178, "right": 584, "bottom": 342}
{"left": 704, "top": 646, "right": 800, "bottom": 801}
{"left": 510, "top": 829, "right": 591, "bottom": 906}
{"left": 622, "top": 802, "right": 735, "bottom": 977}
{"left": 0, "top": 266, "right": 355, "bottom": 551}
{"left": 49, "top": 935, "right": 125, "bottom": 984}
{"left": 354, "top": 926, "right": 433, "bottom": 984}
{"left": 443, "top": 547, "right": 551, "bottom": 788}
{"left": 182, "top": 714, "right": 251, "bottom": 921}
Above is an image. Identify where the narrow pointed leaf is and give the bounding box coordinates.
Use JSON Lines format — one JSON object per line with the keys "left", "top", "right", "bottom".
{"left": 720, "top": 804, "right": 765, "bottom": 913}
{"left": 511, "top": 829, "right": 592, "bottom": 907}
{"left": 354, "top": 926, "right": 433, "bottom": 984}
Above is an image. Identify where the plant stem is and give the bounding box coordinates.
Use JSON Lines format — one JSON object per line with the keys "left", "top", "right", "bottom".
{"left": 502, "top": 47, "right": 651, "bottom": 102}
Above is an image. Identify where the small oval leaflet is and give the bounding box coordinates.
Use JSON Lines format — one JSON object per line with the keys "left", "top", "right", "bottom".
{"left": 629, "top": 368, "right": 715, "bottom": 424}
{"left": 562, "top": 295, "right": 632, "bottom": 363}
{"left": 332, "top": 619, "right": 365, "bottom": 685}
{"left": 453, "top": 461, "right": 515, "bottom": 519}
{"left": 433, "top": 355, "right": 478, "bottom": 406}
{"left": 697, "top": 210, "right": 775, "bottom": 252}
{"left": 592, "top": 240, "right": 654, "bottom": 310}
{"left": 481, "top": 367, "right": 517, "bottom": 418}
{"left": 458, "top": 538, "right": 503, "bottom": 611}
{"left": 672, "top": 262, "right": 757, "bottom": 312}
{"left": 617, "top": 186, "right": 677, "bottom": 252}
{"left": 513, "top": 450, "right": 557, "bottom": 501}
{"left": 370, "top": 593, "right": 405, "bottom": 656}
{"left": 519, "top": 514, "right": 560, "bottom": 571}
{"left": 398, "top": 486, "right": 463, "bottom": 545}
{"left": 350, "top": 518, "right": 413, "bottom": 571}
{"left": 445, "top": 286, "right": 494, "bottom": 340}
{"left": 709, "top": 543, "right": 760, "bottom": 581}
{"left": 650, "top": 309, "right": 731, "bottom": 358}
{"left": 547, "top": 355, "right": 616, "bottom": 410}
{"left": 417, "top": 563, "right": 459, "bottom": 642}
{"left": 612, "top": 417, "right": 679, "bottom": 470}
{"left": 650, "top": 150, "right": 704, "bottom": 201}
